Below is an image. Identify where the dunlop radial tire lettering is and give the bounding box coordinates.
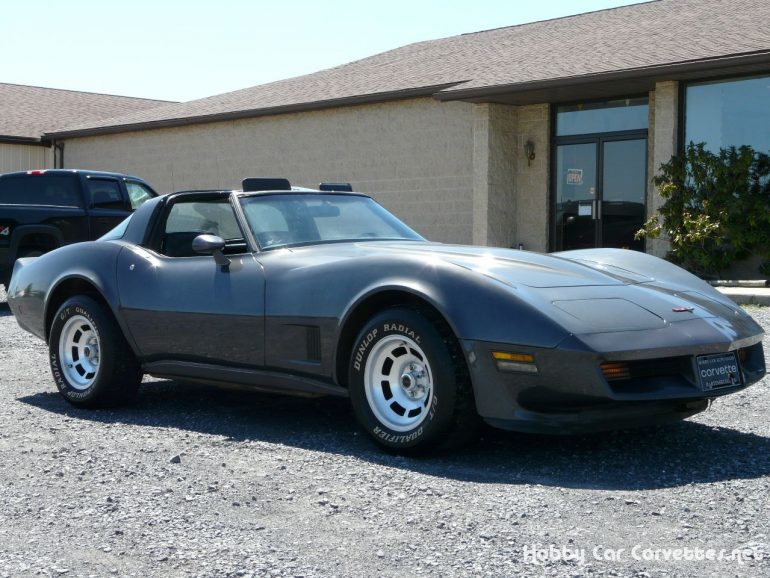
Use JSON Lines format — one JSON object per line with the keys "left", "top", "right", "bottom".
{"left": 348, "top": 306, "right": 478, "bottom": 454}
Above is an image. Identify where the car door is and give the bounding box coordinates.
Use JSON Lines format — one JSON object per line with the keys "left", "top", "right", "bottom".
{"left": 84, "top": 176, "right": 133, "bottom": 239}
{"left": 116, "top": 193, "right": 265, "bottom": 366}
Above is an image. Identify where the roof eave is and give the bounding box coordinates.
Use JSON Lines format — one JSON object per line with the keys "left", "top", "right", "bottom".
{"left": 435, "top": 50, "right": 770, "bottom": 102}
{"left": 45, "top": 83, "right": 466, "bottom": 139}
{"left": 0, "top": 134, "right": 50, "bottom": 146}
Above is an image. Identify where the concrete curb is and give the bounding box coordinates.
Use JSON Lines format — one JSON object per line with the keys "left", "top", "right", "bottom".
{"left": 709, "top": 280, "right": 770, "bottom": 288}
{"left": 716, "top": 286, "right": 770, "bottom": 306}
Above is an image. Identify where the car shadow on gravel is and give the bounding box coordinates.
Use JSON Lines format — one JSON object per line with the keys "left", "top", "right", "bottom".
{"left": 0, "top": 302, "right": 12, "bottom": 317}
{"left": 19, "top": 379, "right": 770, "bottom": 491}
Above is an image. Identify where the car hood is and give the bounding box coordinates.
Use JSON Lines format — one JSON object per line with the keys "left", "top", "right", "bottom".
{"left": 351, "top": 242, "right": 758, "bottom": 335}
{"left": 276, "top": 241, "right": 761, "bottom": 343}
{"left": 357, "top": 241, "right": 650, "bottom": 288}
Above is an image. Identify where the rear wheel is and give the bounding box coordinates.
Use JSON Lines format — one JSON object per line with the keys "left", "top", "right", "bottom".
{"left": 49, "top": 296, "right": 141, "bottom": 408}
{"left": 348, "top": 307, "right": 478, "bottom": 453}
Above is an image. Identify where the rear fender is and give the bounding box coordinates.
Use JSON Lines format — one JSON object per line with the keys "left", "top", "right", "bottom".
{"left": 31, "top": 243, "right": 140, "bottom": 357}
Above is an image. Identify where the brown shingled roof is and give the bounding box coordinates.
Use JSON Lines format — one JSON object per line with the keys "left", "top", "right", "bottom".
{"left": 47, "top": 0, "right": 770, "bottom": 138}
{"left": 0, "top": 83, "right": 171, "bottom": 142}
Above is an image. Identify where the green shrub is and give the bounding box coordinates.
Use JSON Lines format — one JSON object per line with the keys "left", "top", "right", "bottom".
{"left": 637, "top": 143, "right": 770, "bottom": 277}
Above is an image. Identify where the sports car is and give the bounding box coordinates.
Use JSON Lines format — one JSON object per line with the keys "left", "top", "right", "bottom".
{"left": 7, "top": 180, "right": 766, "bottom": 453}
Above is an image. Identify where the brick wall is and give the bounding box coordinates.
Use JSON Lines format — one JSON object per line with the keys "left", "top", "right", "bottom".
{"left": 648, "top": 80, "right": 678, "bottom": 257}
{"left": 62, "top": 98, "right": 476, "bottom": 244}
{"left": 473, "top": 102, "right": 549, "bottom": 251}
{"left": 472, "top": 103, "right": 517, "bottom": 247}
{"left": 514, "top": 104, "right": 550, "bottom": 252}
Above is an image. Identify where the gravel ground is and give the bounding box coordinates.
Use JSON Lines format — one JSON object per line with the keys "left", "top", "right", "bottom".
{"left": 0, "top": 286, "right": 768, "bottom": 578}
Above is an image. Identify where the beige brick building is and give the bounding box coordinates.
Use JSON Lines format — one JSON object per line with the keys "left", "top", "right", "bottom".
{"left": 13, "top": 0, "right": 770, "bottom": 255}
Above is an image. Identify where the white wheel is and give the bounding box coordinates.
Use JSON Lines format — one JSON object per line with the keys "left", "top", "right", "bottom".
{"left": 364, "top": 335, "right": 433, "bottom": 432}
{"left": 49, "top": 296, "right": 140, "bottom": 407}
{"left": 349, "top": 307, "right": 478, "bottom": 453}
{"left": 58, "top": 314, "right": 100, "bottom": 390}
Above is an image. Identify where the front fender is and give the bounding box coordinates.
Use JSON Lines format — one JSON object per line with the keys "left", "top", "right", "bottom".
{"left": 338, "top": 257, "right": 571, "bottom": 347}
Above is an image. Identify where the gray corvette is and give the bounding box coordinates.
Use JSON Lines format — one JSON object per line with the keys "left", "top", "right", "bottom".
{"left": 7, "top": 182, "right": 766, "bottom": 452}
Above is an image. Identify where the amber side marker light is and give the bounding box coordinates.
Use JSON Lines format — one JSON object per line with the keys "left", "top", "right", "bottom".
{"left": 492, "top": 351, "right": 538, "bottom": 374}
{"left": 600, "top": 361, "right": 631, "bottom": 381}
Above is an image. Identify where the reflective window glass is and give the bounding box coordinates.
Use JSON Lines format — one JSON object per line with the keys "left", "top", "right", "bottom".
{"left": 87, "top": 179, "right": 124, "bottom": 210}
{"left": 556, "top": 98, "right": 648, "bottom": 136}
{"left": 685, "top": 75, "right": 770, "bottom": 153}
{"left": 126, "top": 181, "right": 155, "bottom": 210}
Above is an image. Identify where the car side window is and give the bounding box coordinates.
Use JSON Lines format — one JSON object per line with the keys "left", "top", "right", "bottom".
{"left": 126, "top": 181, "right": 155, "bottom": 210}
{"left": 160, "top": 200, "right": 247, "bottom": 257}
{"left": 87, "top": 179, "right": 125, "bottom": 211}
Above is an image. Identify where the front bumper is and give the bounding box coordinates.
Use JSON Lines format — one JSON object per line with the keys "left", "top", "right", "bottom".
{"left": 463, "top": 330, "right": 766, "bottom": 435}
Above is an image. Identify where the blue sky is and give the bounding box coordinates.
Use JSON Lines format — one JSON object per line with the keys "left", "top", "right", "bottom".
{"left": 4, "top": 0, "right": 645, "bottom": 102}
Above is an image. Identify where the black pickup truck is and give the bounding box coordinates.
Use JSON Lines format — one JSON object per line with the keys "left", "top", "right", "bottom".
{"left": 0, "top": 169, "right": 158, "bottom": 287}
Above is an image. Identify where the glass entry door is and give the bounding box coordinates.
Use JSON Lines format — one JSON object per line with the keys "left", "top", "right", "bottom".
{"left": 554, "top": 143, "right": 598, "bottom": 250}
{"left": 601, "top": 139, "right": 647, "bottom": 250}
{"left": 554, "top": 137, "right": 647, "bottom": 251}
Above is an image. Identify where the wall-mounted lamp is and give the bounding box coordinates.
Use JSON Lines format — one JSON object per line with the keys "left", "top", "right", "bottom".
{"left": 525, "top": 140, "right": 536, "bottom": 167}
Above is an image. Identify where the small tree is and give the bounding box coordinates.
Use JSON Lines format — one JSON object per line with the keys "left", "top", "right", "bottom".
{"left": 637, "top": 143, "right": 770, "bottom": 278}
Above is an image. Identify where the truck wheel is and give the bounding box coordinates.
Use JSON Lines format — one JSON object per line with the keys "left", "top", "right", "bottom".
{"left": 348, "top": 307, "right": 478, "bottom": 454}
{"left": 49, "top": 295, "right": 141, "bottom": 408}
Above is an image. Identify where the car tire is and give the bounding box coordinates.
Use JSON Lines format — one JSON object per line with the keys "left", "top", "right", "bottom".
{"left": 348, "top": 307, "right": 478, "bottom": 454}
{"left": 49, "top": 295, "right": 141, "bottom": 408}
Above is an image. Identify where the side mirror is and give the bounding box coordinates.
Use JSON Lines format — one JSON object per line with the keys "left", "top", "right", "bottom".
{"left": 192, "top": 234, "right": 230, "bottom": 267}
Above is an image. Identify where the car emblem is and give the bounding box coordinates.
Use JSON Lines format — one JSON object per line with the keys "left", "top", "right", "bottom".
{"left": 0, "top": 226, "right": 9, "bottom": 237}
{"left": 672, "top": 306, "right": 695, "bottom": 313}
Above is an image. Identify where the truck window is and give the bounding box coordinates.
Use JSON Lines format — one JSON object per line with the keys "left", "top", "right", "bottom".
{"left": 0, "top": 175, "right": 82, "bottom": 207}
{"left": 126, "top": 181, "right": 155, "bottom": 210}
{"left": 87, "top": 179, "right": 125, "bottom": 210}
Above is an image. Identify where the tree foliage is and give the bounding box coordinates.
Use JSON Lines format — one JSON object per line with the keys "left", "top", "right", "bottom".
{"left": 637, "top": 143, "right": 770, "bottom": 277}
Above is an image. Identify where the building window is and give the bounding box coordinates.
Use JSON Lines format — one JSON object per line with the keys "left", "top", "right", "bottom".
{"left": 552, "top": 97, "right": 648, "bottom": 252}
{"left": 685, "top": 74, "right": 770, "bottom": 153}
{"left": 556, "top": 97, "right": 648, "bottom": 136}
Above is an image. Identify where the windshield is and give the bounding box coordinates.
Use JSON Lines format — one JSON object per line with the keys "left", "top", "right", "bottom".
{"left": 239, "top": 194, "right": 424, "bottom": 250}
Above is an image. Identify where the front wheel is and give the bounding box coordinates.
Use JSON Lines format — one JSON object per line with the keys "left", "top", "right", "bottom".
{"left": 49, "top": 295, "right": 141, "bottom": 408}
{"left": 348, "top": 307, "right": 477, "bottom": 453}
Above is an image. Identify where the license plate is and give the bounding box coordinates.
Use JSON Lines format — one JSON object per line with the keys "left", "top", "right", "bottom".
{"left": 695, "top": 352, "right": 742, "bottom": 391}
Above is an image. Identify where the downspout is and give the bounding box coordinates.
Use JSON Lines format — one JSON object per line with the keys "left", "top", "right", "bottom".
{"left": 52, "top": 139, "right": 65, "bottom": 168}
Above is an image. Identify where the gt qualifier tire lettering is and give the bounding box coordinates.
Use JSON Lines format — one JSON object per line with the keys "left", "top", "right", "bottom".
{"left": 428, "top": 394, "right": 438, "bottom": 420}
{"left": 373, "top": 426, "right": 423, "bottom": 443}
